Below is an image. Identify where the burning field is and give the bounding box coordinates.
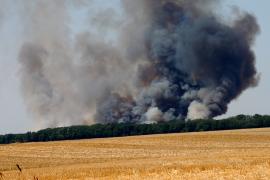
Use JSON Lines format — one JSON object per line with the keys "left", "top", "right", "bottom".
{"left": 16, "top": 0, "right": 260, "bottom": 128}
{"left": 0, "top": 1, "right": 266, "bottom": 179}
{"left": 1, "top": 128, "right": 270, "bottom": 179}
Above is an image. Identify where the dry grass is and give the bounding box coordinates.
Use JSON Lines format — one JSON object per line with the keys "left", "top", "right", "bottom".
{"left": 1, "top": 128, "right": 270, "bottom": 179}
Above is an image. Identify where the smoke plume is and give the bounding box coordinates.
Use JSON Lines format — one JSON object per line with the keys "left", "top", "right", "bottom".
{"left": 17, "top": 0, "right": 259, "bottom": 127}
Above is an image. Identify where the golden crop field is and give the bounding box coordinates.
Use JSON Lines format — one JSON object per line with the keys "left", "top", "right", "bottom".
{"left": 0, "top": 128, "right": 270, "bottom": 180}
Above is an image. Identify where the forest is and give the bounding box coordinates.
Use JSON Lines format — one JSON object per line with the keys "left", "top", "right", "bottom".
{"left": 1, "top": 114, "right": 270, "bottom": 144}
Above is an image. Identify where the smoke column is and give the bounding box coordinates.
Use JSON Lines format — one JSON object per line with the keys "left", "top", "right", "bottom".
{"left": 17, "top": 0, "right": 260, "bottom": 127}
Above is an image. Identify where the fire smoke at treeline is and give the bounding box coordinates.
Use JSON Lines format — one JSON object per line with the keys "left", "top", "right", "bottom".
{"left": 17, "top": 0, "right": 259, "bottom": 127}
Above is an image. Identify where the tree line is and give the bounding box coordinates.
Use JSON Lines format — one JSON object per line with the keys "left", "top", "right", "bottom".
{"left": 1, "top": 114, "right": 270, "bottom": 144}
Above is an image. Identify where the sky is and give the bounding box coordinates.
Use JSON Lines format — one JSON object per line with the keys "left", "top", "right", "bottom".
{"left": 0, "top": 0, "right": 269, "bottom": 134}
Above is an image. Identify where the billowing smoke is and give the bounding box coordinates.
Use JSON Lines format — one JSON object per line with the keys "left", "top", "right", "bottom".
{"left": 17, "top": 0, "right": 259, "bottom": 127}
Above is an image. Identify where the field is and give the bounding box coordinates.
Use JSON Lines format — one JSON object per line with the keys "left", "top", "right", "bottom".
{"left": 0, "top": 128, "right": 270, "bottom": 180}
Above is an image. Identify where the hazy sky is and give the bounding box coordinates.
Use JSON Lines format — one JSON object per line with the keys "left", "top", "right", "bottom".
{"left": 0, "top": 0, "right": 269, "bottom": 134}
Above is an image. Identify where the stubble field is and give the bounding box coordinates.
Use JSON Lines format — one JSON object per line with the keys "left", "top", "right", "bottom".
{"left": 0, "top": 128, "right": 270, "bottom": 180}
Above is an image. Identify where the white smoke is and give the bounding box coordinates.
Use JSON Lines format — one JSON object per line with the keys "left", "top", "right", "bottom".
{"left": 187, "top": 101, "right": 210, "bottom": 120}
{"left": 145, "top": 107, "right": 163, "bottom": 123}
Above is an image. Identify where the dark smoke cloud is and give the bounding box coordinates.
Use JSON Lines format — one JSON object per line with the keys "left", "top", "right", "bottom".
{"left": 18, "top": 0, "right": 259, "bottom": 127}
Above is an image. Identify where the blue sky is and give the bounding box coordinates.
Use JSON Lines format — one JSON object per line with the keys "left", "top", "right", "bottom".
{"left": 0, "top": 0, "right": 269, "bottom": 134}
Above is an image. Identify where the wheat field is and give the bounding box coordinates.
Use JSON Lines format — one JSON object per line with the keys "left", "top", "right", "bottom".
{"left": 0, "top": 128, "right": 270, "bottom": 180}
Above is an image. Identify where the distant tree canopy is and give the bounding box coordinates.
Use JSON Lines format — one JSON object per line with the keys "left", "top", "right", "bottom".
{"left": 1, "top": 114, "right": 270, "bottom": 144}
